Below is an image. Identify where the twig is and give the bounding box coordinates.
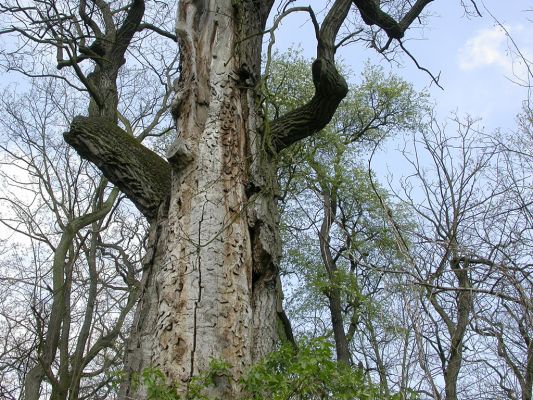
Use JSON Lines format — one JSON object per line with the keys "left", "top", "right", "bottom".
{"left": 399, "top": 40, "right": 443, "bottom": 89}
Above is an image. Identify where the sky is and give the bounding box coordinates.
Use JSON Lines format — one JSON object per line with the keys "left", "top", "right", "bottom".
{"left": 270, "top": 0, "right": 532, "bottom": 132}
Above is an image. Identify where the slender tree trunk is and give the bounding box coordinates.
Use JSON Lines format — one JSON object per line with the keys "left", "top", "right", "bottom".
{"left": 120, "top": 1, "right": 279, "bottom": 397}
{"left": 319, "top": 191, "right": 352, "bottom": 365}
{"left": 443, "top": 260, "right": 472, "bottom": 400}
{"left": 366, "top": 319, "right": 390, "bottom": 397}
{"left": 523, "top": 341, "right": 533, "bottom": 400}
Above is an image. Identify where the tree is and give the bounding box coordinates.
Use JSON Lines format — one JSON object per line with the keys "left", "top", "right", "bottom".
{"left": 272, "top": 49, "right": 427, "bottom": 396}
{"left": 1, "top": 0, "right": 488, "bottom": 398}
{"left": 391, "top": 114, "right": 532, "bottom": 400}
{"left": 0, "top": 79, "right": 143, "bottom": 399}
{"left": 0, "top": 1, "right": 177, "bottom": 397}
{"left": 471, "top": 106, "right": 533, "bottom": 400}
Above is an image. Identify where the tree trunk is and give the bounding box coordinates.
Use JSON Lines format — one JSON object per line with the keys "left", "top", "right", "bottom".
{"left": 443, "top": 259, "right": 472, "bottom": 400}
{"left": 119, "top": 1, "right": 280, "bottom": 397}
{"left": 319, "top": 191, "right": 352, "bottom": 365}
{"left": 62, "top": 0, "right": 353, "bottom": 397}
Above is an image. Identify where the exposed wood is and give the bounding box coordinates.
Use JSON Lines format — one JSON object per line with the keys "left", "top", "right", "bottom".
{"left": 120, "top": 1, "right": 281, "bottom": 398}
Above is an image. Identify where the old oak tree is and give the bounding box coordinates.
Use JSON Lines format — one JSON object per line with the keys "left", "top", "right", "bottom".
{"left": 50, "top": 0, "right": 435, "bottom": 397}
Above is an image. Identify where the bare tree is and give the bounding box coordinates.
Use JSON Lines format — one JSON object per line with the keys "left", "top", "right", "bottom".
{"left": 0, "top": 79, "right": 145, "bottom": 399}
{"left": 391, "top": 114, "right": 532, "bottom": 400}
{"left": 469, "top": 108, "right": 533, "bottom": 400}
{"left": 1, "top": 0, "right": 179, "bottom": 397}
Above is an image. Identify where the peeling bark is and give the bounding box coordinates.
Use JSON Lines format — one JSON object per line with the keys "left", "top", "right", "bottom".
{"left": 116, "top": 1, "right": 354, "bottom": 397}
{"left": 120, "top": 1, "right": 279, "bottom": 397}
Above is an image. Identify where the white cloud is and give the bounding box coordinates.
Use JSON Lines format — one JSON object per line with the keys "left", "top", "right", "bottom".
{"left": 458, "top": 26, "right": 512, "bottom": 73}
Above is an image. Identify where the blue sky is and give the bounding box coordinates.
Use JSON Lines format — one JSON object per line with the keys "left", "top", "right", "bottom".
{"left": 271, "top": 1, "right": 532, "bottom": 132}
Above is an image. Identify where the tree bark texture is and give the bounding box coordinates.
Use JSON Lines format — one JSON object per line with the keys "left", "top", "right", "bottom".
{"left": 119, "top": 1, "right": 280, "bottom": 397}
{"left": 65, "top": 117, "right": 171, "bottom": 221}
{"left": 61, "top": 0, "right": 360, "bottom": 397}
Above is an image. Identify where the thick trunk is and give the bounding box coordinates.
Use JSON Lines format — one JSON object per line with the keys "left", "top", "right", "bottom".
{"left": 61, "top": 1, "right": 355, "bottom": 397}
{"left": 120, "top": 1, "right": 279, "bottom": 397}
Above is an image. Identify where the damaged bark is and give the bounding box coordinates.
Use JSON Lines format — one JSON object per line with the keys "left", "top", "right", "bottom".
{"left": 119, "top": 1, "right": 281, "bottom": 397}
{"left": 117, "top": 1, "right": 354, "bottom": 396}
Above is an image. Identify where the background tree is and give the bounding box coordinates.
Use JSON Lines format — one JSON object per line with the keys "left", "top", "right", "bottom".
{"left": 390, "top": 115, "right": 532, "bottom": 400}
{"left": 273, "top": 50, "right": 428, "bottom": 397}
{"left": 0, "top": 79, "right": 141, "bottom": 399}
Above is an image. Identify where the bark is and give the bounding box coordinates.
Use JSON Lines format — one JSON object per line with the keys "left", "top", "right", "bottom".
{"left": 64, "top": 116, "right": 171, "bottom": 221}
{"left": 113, "top": 1, "right": 356, "bottom": 397}
{"left": 74, "top": 0, "right": 146, "bottom": 120}
{"left": 119, "top": 1, "right": 279, "bottom": 397}
{"left": 524, "top": 341, "right": 533, "bottom": 400}
{"left": 114, "top": 0, "right": 356, "bottom": 396}
{"left": 366, "top": 319, "right": 390, "bottom": 397}
{"left": 427, "top": 255, "right": 472, "bottom": 400}
{"left": 443, "top": 260, "right": 472, "bottom": 400}
{"left": 270, "top": 0, "right": 352, "bottom": 151}
{"left": 270, "top": 58, "right": 348, "bottom": 151}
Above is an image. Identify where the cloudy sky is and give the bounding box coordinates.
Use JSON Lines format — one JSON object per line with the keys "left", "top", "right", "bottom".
{"left": 273, "top": 1, "right": 532, "bottom": 132}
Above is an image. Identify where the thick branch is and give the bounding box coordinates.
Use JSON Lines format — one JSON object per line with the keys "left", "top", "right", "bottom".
{"left": 64, "top": 116, "right": 171, "bottom": 220}
{"left": 269, "top": 0, "right": 351, "bottom": 152}
{"left": 114, "top": 0, "right": 145, "bottom": 61}
{"left": 352, "top": 0, "right": 433, "bottom": 39}
{"left": 319, "top": 0, "right": 353, "bottom": 59}
{"left": 138, "top": 23, "right": 177, "bottom": 41}
{"left": 270, "top": 57, "right": 348, "bottom": 151}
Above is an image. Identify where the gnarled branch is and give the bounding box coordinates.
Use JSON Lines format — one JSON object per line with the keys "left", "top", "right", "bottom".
{"left": 64, "top": 116, "right": 171, "bottom": 220}
{"left": 352, "top": 0, "right": 434, "bottom": 39}
{"left": 270, "top": 58, "right": 348, "bottom": 152}
{"left": 270, "top": 0, "right": 352, "bottom": 152}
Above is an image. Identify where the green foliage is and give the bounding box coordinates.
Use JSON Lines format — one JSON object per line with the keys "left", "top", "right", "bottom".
{"left": 242, "top": 337, "right": 382, "bottom": 400}
{"left": 128, "top": 359, "right": 232, "bottom": 400}
{"left": 119, "top": 340, "right": 417, "bottom": 400}
{"left": 133, "top": 367, "right": 181, "bottom": 400}
{"left": 269, "top": 48, "right": 426, "bottom": 396}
